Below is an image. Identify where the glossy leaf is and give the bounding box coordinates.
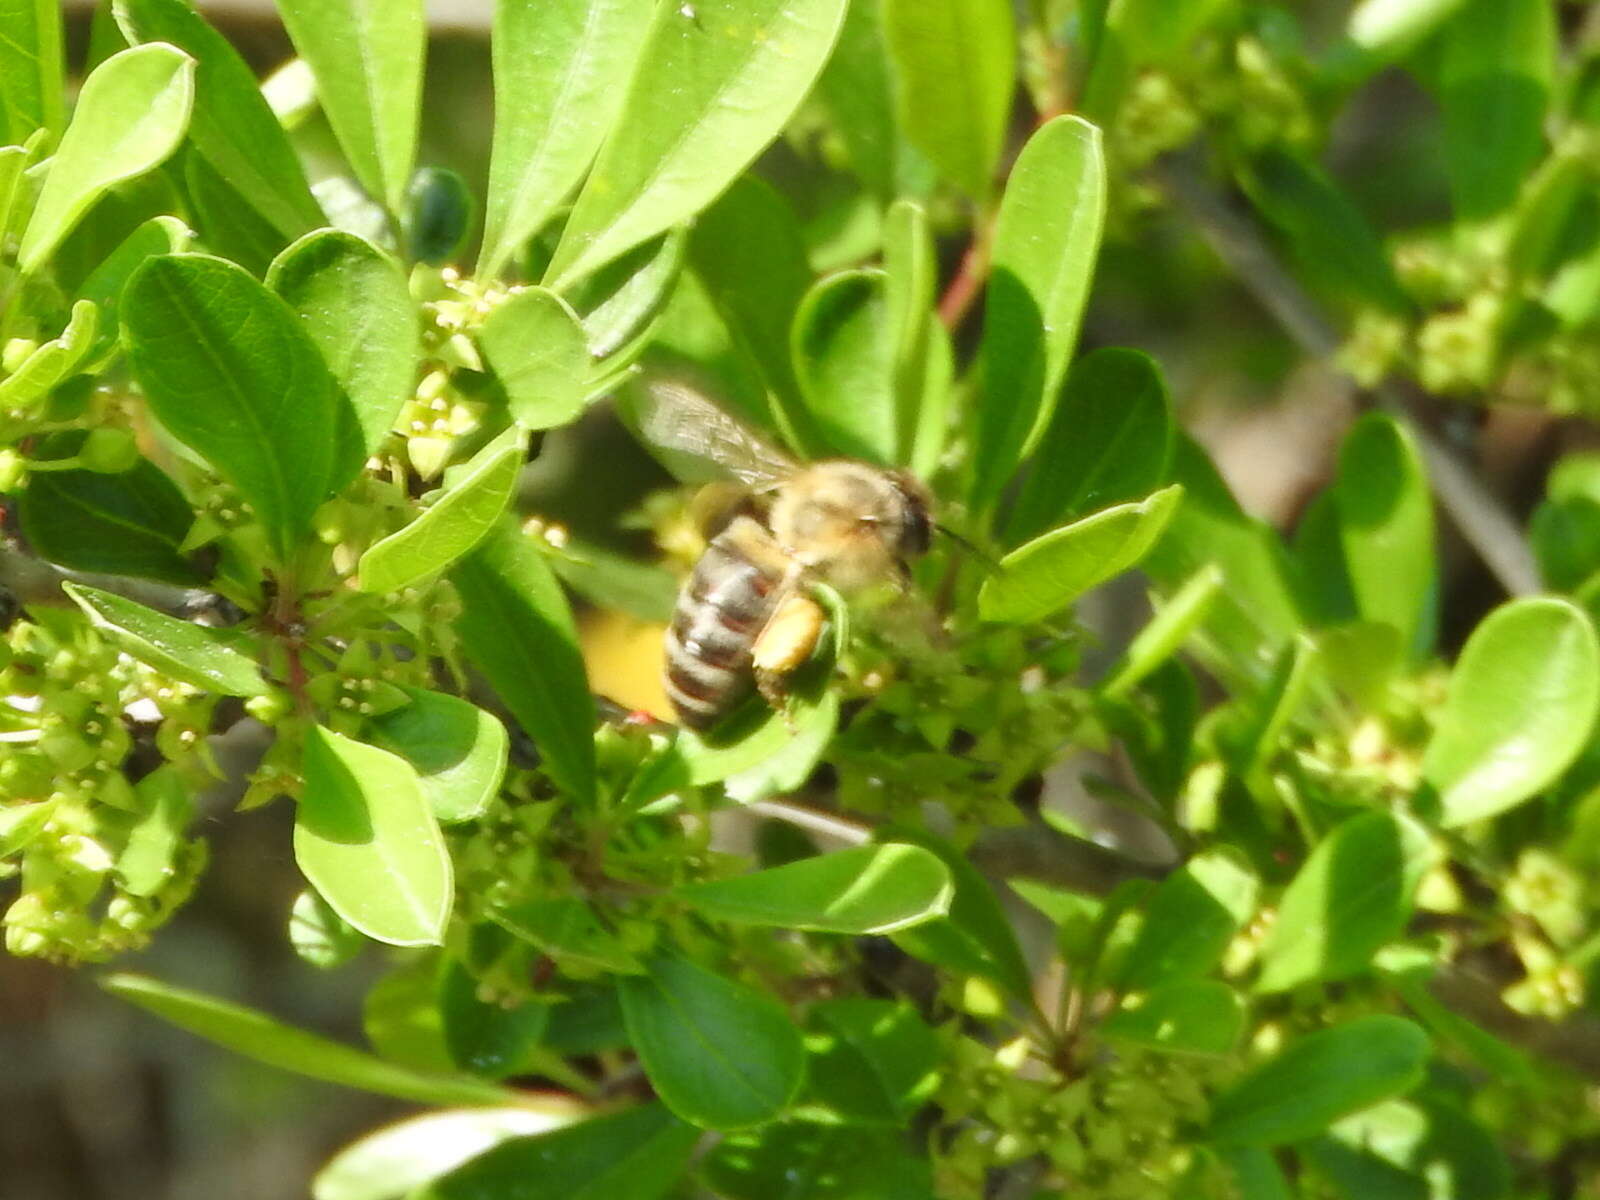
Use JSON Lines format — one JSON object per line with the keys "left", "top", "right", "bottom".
{"left": 1440, "top": 0, "right": 1555, "bottom": 221}
{"left": 972, "top": 115, "right": 1107, "bottom": 511}
{"left": 452, "top": 522, "right": 595, "bottom": 804}
{"left": 19, "top": 453, "right": 198, "bottom": 584}
{"left": 668, "top": 688, "right": 841, "bottom": 800}
{"left": 295, "top": 726, "right": 453, "bottom": 947}
{"left": 676, "top": 844, "right": 952, "bottom": 935}
{"left": 1207, "top": 1016, "right": 1431, "bottom": 1146}
{"left": 804, "top": 998, "right": 941, "bottom": 1125}
{"left": 268, "top": 229, "right": 419, "bottom": 461}
{"left": 1116, "top": 848, "right": 1259, "bottom": 991}
{"left": 417, "top": 1104, "right": 698, "bottom": 1200}
{"left": 116, "top": 0, "right": 325, "bottom": 239}
{"left": 367, "top": 688, "right": 509, "bottom": 824}
{"left": 17, "top": 43, "right": 191, "bottom": 274}
{"left": 76, "top": 215, "right": 190, "bottom": 349}
{"left": 1423, "top": 597, "right": 1600, "bottom": 827}
{"left": 360, "top": 433, "right": 525, "bottom": 594}
{"left": 545, "top": 0, "right": 849, "bottom": 289}
{"left": 63, "top": 582, "right": 267, "bottom": 696}
{"left": 276, "top": 0, "right": 423, "bottom": 214}
{"left": 1335, "top": 413, "right": 1436, "bottom": 660}
{"left": 0, "top": 799, "right": 57, "bottom": 856}
{"left": 477, "top": 0, "right": 653, "bottom": 279}
{"left": 577, "top": 227, "right": 687, "bottom": 361}
{"left": 0, "top": 299, "right": 99, "bottom": 409}
{"left": 1257, "top": 812, "right": 1437, "bottom": 993}
{"left": 313, "top": 1107, "right": 583, "bottom": 1200}
{"left": 792, "top": 269, "right": 896, "bottom": 463}
{"left": 1102, "top": 980, "right": 1246, "bottom": 1056}
{"left": 1005, "top": 347, "right": 1174, "bottom": 545}
{"left": 0, "top": 0, "right": 63, "bottom": 145}
{"left": 476, "top": 287, "right": 590, "bottom": 430}
{"left": 881, "top": 0, "right": 1013, "bottom": 199}
{"left": 979, "top": 486, "right": 1184, "bottom": 624}
{"left": 620, "top": 953, "right": 806, "bottom": 1130}
{"left": 121, "top": 254, "right": 341, "bottom": 560}
{"left": 102, "top": 973, "right": 512, "bottom": 1107}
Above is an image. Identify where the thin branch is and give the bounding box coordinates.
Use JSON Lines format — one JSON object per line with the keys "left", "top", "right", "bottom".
{"left": 1152, "top": 152, "right": 1540, "bottom": 598}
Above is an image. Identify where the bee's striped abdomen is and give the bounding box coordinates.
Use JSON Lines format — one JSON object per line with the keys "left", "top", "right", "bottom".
{"left": 664, "top": 533, "right": 784, "bottom": 731}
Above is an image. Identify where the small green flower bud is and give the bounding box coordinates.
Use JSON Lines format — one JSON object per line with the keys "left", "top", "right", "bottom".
{"left": 78, "top": 428, "right": 140, "bottom": 473}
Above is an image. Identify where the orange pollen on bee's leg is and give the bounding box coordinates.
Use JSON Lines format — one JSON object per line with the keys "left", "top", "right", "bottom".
{"left": 751, "top": 594, "right": 826, "bottom": 675}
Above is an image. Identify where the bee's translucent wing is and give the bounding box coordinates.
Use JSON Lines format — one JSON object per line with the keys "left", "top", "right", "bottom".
{"left": 625, "top": 379, "right": 797, "bottom": 489}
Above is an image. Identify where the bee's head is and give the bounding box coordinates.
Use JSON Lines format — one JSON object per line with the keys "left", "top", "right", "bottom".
{"left": 884, "top": 470, "right": 933, "bottom": 559}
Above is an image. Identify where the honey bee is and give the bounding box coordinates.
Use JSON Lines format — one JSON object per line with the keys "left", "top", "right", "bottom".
{"left": 630, "top": 382, "right": 934, "bottom": 733}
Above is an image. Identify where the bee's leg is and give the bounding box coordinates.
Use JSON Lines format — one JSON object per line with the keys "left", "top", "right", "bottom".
{"left": 751, "top": 590, "right": 825, "bottom": 725}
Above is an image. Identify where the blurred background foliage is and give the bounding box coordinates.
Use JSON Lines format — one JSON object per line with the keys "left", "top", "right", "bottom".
{"left": 12, "top": 1, "right": 1600, "bottom": 1198}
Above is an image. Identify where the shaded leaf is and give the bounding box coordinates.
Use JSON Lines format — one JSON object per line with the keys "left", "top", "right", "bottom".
{"left": 1102, "top": 979, "right": 1246, "bottom": 1056}
{"left": 367, "top": 687, "right": 509, "bottom": 824}
{"left": 1116, "top": 847, "right": 1258, "bottom": 991}
{"left": 476, "top": 287, "right": 590, "bottom": 430}
{"left": 0, "top": 0, "right": 64, "bottom": 145}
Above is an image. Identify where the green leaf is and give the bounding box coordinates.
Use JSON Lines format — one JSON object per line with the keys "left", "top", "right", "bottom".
{"left": 16, "top": 43, "right": 192, "bottom": 274}
{"left": 1439, "top": 0, "right": 1555, "bottom": 222}
{"left": 1100, "top": 565, "right": 1224, "bottom": 699}
{"left": 1256, "top": 812, "right": 1437, "bottom": 993}
{"left": 792, "top": 269, "right": 896, "bottom": 463}
{"left": 295, "top": 725, "right": 453, "bottom": 947}
{"left": 979, "top": 486, "right": 1184, "bottom": 624}
{"left": 102, "top": 973, "right": 513, "bottom": 1107}
{"left": 360, "top": 433, "right": 525, "bottom": 594}
{"left": 0, "top": 142, "right": 34, "bottom": 247}
{"left": 618, "top": 953, "right": 806, "bottom": 1130}
{"left": 121, "top": 253, "right": 341, "bottom": 560}
{"left": 452, "top": 522, "right": 595, "bottom": 804}
{"left": 1214, "top": 1146, "right": 1294, "bottom": 1200}
{"left": 76, "top": 215, "right": 191, "bottom": 350}
{"left": 115, "top": 765, "right": 194, "bottom": 896}
{"left": 367, "top": 688, "right": 509, "bottom": 824}
{"left": 705, "top": 1124, "right": 933, "bottom": 1200}
{"left": 687, "top": 176, "right": 814, "bottom": 445}
{"left": 313, "top": 1107, "right": 584, "bottom": 1200}
{"left": 268, "top": 228, "right": 419, "bottom": 461}
{"left": 881, "top": 0, "right": 1013, "bottom": 199}
{"left": 972, "top": 115, "right": 1107, "bottom": 511}
{"left": 62, "top": 582, "right": 267, "bottom": 696}
{"left": 1116, "top": 847, "right": 1259, "bottom": 991}
{"left": 804, "top": 998, "right": 940, "bottom": 1125}
{"left": 1207, "top": 1015, "right": 1431, "bottom": 1146}
{"left": 1347, "top": 0, "right": 1470, "bottom": 61}
{"left": 0, "top": 0, "right": 64, "bottom": 145}
{"left": 1005, "top": 347, "right": 1174, "bottom": 545}
{"left": 476, "top": 287, "right": 590, "bottom": 430}
{"left": 275, "top": 0, "right": 423, "bottom": 214}
{"left": 0, "top": 299, "right": 99, "bottom": 409}
{"left": 1335, "top": 413, "right": 1436, "bottom": 660}
{"left": 889, "top": 828, "right": 1032, "bottom": 999}
{"left": 1308, "top": 1097, "right": 1512, "bottom": 1200}
{"left": 1423, "top": 597, "right": 1600, "bottom": 827}
{"left": 1219, "top": 635, "right": 1320, "bottom": 781}
{"left": 180, "top": 146, "right": 286, "bottom": 276}
{"left": 1102, "top": 979, "right": 1246, "bottom": 1056}
{"left": 545, "top": 0, "right": 849, "bottom": 289}
{"left": 289, "top": 887, "right": 365, "bottom": 970}
{"left": 488, "top": 897, "right": 640, "bottom": 974}
{"left": 476, "top": 0, "right": 652, "bottom": 279}
{"left": 116, "top": 0, "right": 325, "bottom": 239}
{"left": 666, "top": 688, "right": 841, "bottom": 801}
{"left": 1142, "top": 437, "right": 1306, "bottom": 689}
{"left": 440, "top": 961, "right": 549, "bottom": 1078}
{"left": 417, "top": 1104, "right": 698, "bottom": 1200}
{"left": 576, "top": 227, "right": 687, "bottom": 362}
{"left": 675, "top": 844, "right": 952, "bottom": 935}
{"left": 0, "top": 798, "right": 58, "bottom": 856}
{"left": 1240, "top": 150, "right": 1410, "bottom": 314}
{"left": 815, "top": 0, "right": 915, "bottom": 200}
{"left": 19, "top": 452, "right": 199, "bottom": 585}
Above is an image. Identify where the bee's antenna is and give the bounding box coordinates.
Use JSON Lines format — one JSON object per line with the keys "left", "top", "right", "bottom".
{"left": 934, "top": 523, "right": 1001, "bottom": 573}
